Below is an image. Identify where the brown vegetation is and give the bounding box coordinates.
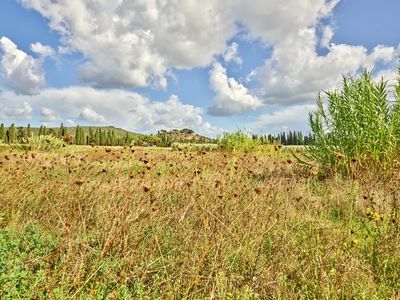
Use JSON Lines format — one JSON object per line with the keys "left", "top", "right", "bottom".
{"left": 0, "top": 146, "right": 399, "bottom": 298}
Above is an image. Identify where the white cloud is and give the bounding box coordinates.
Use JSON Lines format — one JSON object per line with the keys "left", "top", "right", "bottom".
{"left": 233, "top": 0, "right": 340, "bottom": 45}
{"left": 20, "top": 0, "right": 236, "bottom": 89}
{"left": 79, "top": 107, "right": 106, "bottom": 123}
{"left": 31, "top": 42, "right": 55, "bottom": 57}
{"left": 255, "top": 29, "right": 399, "bottom": 105}
{"left": 0, "top": 101, "right": 32, "bottom": 120}
{"left": 320, "top": 25, "right": 334, "bottom": 48}
{"left": 208, "top": 62, "right": 263, "bottom": 116}
{"left": 223, "top": 42, "right": 242, "bottom": 64}
{"left": 248, "top": 104, "right": 316, "bottom": 133}
{"left": 0, "top": 36, "right": 45, "bottom": 95}
{"left": 40, "top": 107, "right": 58, "bottom": 122}
{"left": 0, "top": 87, "right": 220, "bottom": 137}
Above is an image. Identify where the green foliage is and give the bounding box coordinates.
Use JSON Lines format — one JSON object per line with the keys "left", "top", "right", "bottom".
{"left": 171, "top": 142, "right": 218, "bottom": 151}
{"left": 58, "top": 123, "right": 66, "bottom": 138}
{"left": 26, "top": 124, "right": 32, "bottom": 139}
{"left": 217, "top": 130, "right": 262, "bottom": 152}
{"left": 24, "top": 135, "right": 64, "bottom": 151}
{"left": 0, "top": 123, "right": 5, "bottom": 143}
{"left": 0, "top": 224, "right": 58, "bottom": 299}
{"left": 307, "top": 70, "right": 400, "bottom": 175}
{"left": 75, "top": 125, "right": 86, "bottom": 145}
{"left": 7, "top": 123, "right": 15, "bottom": 144}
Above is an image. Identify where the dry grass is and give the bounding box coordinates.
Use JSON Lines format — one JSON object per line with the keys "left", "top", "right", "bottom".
{"left": 0, "top": 145, "right": 399, "bottom": 299}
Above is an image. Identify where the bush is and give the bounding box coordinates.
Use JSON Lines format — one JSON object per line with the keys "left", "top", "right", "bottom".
{"left": 217, "top": 130, "right": 262, "bottom": 152}
{"left": 23, "top": 135, "right": 64, "bottom": 151}
{"left": 306, "top": 70, "right": 400, "bottom": 175}
{"left": 171, "top": 142, "right": 218, "bottom": 151}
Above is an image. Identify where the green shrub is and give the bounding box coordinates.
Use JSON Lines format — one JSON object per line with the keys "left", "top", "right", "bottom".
{"left": 23, "top": 135, "right": 64, "bottom": 151}
{"left": 171, "top": 142, "right": 218, "bottom": 151}
{"left": 307, "top": 70, "right": 400, "bottom": 175}
{"left": 217, "top": 130, "right": 262, "bottom": 153}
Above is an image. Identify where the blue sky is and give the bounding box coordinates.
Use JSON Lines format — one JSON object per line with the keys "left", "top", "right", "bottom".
{"left": 0, "top": 0, "right": 399, "bottom": 137}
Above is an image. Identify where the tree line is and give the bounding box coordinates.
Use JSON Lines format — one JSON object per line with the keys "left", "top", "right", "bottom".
{"left": 0, "top": 123, "right": 133, "bottom": 146}
{"left": 255, "top": 131, "right": 315, "bottom": 146}
{"left": 0, "top": 123, "right": 315, "bottom": 147}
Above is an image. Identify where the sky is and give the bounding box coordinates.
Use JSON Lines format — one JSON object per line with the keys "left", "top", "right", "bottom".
{"left": 0, "top": 0, "right": 399, "bottom": 137}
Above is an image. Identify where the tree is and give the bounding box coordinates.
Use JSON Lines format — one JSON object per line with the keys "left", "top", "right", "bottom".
{"left": 0, "top": 123, "right": 5, "bottom": 143}
{"left": 94, "top": 128, "right": 100, "bottom": 145}
{"left": 111, "top": 131, "right": 116, "bottom": 146}
{"left": 75, "top": 126, "right": 85, "bottom": 145}
{"left": 17, "top": 127, "right": 27, "bottom": 143}
{"left": 47, "top": 128, "right": 57, "bottom": 136}
{"left": 75, "top": 126, "right": 81, "bottom": 145}
{"left": 7, "top": 123, "right": 16, "bottom": 144}
{"left": 99, "top": 129, "right": 106, "bottom": 146}
{"left": 88, "top": 127, "right": 94, "bottom": 144}
{"left": 59, "top": 123, "right": 66, "bottom": 138}
{"left": 27, "top": 124, "right": 32, "bottom": 138}
{"left": 124, "top": 132, "right": 129, "bottom": 145}
{"left": 106, "top": 130, "right": 111, "bottom": 146}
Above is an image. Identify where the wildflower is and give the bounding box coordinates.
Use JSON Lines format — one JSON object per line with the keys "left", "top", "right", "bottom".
{"left": 351, "top": 239, "right": 359, "bottom": 246}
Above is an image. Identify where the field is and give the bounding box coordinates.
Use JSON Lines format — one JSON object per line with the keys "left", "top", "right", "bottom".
{"left": 0, "top": 145, "right": 399, "bottom": 299}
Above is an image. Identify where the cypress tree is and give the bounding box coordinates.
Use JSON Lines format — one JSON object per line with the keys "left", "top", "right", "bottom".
{"left": 0, "top": 123, "right": 5, "bottom": 142}
{"left": 75, "top": 125, "right": 81, "bottom": 145}
{"left": 27, "top": 124, "right": 32, "bottom": 138}
{"left": 111, "top": 131, "right": 116, "bottom": 146}
{"left": 107, "top": 131, "right": 112, "bottom": 146}
{"left": 124, "top": 132, "right": 129, "bottom": 145}
{"left": 88, "top": 127, "right": 94, "bottom": 144}
{"left": 59, "top": 123, "right": 66, "bottom": 137}
{"left": 80, "top": 127, "right": 85, "bottom": 145}
{"left": 99, "top": 129, "right": 105, "bottom": 146}
{"left": 94, "top": 128, "right": 100, "bottom": 145}
{"left": 7, "top": 123, "right": 16, "bottom": 144}
{"left": 17, "top": 127, "right": 26, "bottom": 143}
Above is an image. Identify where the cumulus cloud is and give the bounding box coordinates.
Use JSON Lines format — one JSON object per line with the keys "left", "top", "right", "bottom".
{"left": 79, "top": 107, "right": 106, "bottom": 123}
{"left": 0, "top": 87, "right": 220, "bottom": 137}
{"left": 223, "top": 42, "right": 242, "bottom": 64}
{"left": 31, "top": 42, "right": 55, "bottom": 57}
{"left": 320, "top": 25, "right": 334, "bottom": 48}
{"left": 248, "top": 104, "right": 316, "bottom": 133}
{"left": 208, "top": 63, "right": 263, "bottom": 116}
{"left": 0, "top": 101, "right": 32, "bottom": 120}
{"left": 256, "top": 38, "right": 399, "bottom": 105}
{"left": 40, "top": 107, "right": 59, "bottom": 122}
{"left": 20, "top": 0, "right": 236, "bottom": 89}
{"left": 0, "top": 36, "right": 45, "bottom": 95}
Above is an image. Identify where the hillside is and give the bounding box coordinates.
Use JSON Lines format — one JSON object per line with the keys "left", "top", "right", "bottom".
{"left": 29, "top": 126, "right": 142, "bottom": 139}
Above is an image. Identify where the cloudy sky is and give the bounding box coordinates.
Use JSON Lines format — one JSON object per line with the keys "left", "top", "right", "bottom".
{"left": 0, "top": 0, "right": 399, "bottom": 136}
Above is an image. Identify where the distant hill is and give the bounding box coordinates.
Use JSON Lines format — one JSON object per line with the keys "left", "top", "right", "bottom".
{"left": 1, "top": 123, "right": 214, "bottom": 146}
{"left": 29, "top": 126, "right": 142, "bottom": 139}
{"left": 156, "top": 129, "right": 215, "bottom": 144}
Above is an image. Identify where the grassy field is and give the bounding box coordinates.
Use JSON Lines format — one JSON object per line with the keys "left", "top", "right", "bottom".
{"left": 0, "top": 145, "right": 399, "bottom": 299}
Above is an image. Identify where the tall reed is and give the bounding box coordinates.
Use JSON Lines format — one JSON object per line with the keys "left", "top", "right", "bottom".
{"left": 307, "top": 70, "right": 400, "bottom": 175}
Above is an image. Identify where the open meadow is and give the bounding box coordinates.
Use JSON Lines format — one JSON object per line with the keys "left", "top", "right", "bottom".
{"left": 0, "top": 144, "right": 399, "bottom": 299}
